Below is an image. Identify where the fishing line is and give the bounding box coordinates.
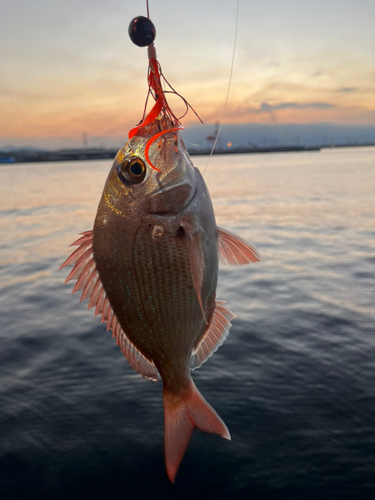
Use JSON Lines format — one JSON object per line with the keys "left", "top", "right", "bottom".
{"left": 202, "top": 0, "right": 240, "bottom": 177}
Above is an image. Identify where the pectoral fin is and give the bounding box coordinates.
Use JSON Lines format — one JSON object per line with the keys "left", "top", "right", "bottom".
{"left": 180, "top": 216, "right": 207, "bottom": 324}
{"left": 218, "top": 227, "right": 262, "bottom": 265}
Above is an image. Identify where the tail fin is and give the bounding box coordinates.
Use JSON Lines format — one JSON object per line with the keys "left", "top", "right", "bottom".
{"left": 163, "top": 379, "right": 230, "bottom": 483}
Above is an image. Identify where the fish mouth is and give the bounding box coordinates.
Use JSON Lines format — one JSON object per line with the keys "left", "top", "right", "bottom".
{"left": 148, "top": 177, "right": 196, "bottom": 215}
{"left": 151, "top": 180, "right": 192, "bottom": 197}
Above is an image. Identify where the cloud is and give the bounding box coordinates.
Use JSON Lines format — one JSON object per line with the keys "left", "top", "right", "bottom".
{"left": 337, "top": 87, "right": 357, "bottom": 93}
{"left": 260, "top": 102, "right": 335, "bottom": 111}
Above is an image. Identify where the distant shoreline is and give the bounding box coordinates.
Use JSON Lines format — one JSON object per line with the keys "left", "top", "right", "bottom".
{"left": 1, "top": 143, "right": 374, "bottom": 164}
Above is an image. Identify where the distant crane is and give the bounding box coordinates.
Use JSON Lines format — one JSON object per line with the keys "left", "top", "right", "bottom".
{"left": 83, "top": 132, "right": 88, "bottom": 149}
{"left": 206, "top": 122, "right": 222, "bottom": 151}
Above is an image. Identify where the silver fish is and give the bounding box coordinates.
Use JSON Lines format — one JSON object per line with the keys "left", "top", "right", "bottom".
{"left": 61, "top": 41, "right": 261, "bottom": 482}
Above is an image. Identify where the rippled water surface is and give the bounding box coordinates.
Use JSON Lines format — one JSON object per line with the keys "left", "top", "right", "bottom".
{"left": 1, "top": 148, "right": 374, "bottom": 499}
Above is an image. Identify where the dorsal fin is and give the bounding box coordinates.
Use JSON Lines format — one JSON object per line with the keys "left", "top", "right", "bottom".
{"left": 60, "top": 231, "right": 159, "bottom": 382}
{"left": 190, "top": 300, "right": 236, "bottom": 370}
{"left": 218, "top": 227, "right": 262, "bottom": 265}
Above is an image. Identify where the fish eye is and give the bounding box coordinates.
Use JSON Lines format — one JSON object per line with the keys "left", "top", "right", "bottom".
{"left": 118, "top": 157, "right": 147, "bottom": 184}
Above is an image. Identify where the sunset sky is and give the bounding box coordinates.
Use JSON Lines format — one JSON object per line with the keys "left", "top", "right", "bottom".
{"left": 1, "top": 0, "right": 375, "bottom": 148}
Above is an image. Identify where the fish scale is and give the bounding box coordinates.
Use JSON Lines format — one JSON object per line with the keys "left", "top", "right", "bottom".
{"left": 133, "top": 225, "right": 203, "bottom": 372}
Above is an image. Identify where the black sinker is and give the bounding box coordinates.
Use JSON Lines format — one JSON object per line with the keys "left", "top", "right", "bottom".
{"left": 128, "top": 16, "right": 156, "bottom": 47}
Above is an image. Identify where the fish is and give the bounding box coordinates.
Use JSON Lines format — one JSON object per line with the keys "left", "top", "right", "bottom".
{"left": 60, "top": 32, "right": 261, "bottom": 483}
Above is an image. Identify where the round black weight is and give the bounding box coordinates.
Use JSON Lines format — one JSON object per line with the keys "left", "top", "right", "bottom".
{"left": 128, "top": 16, "right": 156, "bottom": 47}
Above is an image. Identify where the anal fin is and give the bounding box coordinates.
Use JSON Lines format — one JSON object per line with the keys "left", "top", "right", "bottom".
{"left": 190, "top": 300, "right": 236, "bottom": 370}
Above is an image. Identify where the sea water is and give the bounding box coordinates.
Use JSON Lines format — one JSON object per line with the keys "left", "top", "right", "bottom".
{"left": 0, "top": 148, "right": 374, "bottom": 499}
